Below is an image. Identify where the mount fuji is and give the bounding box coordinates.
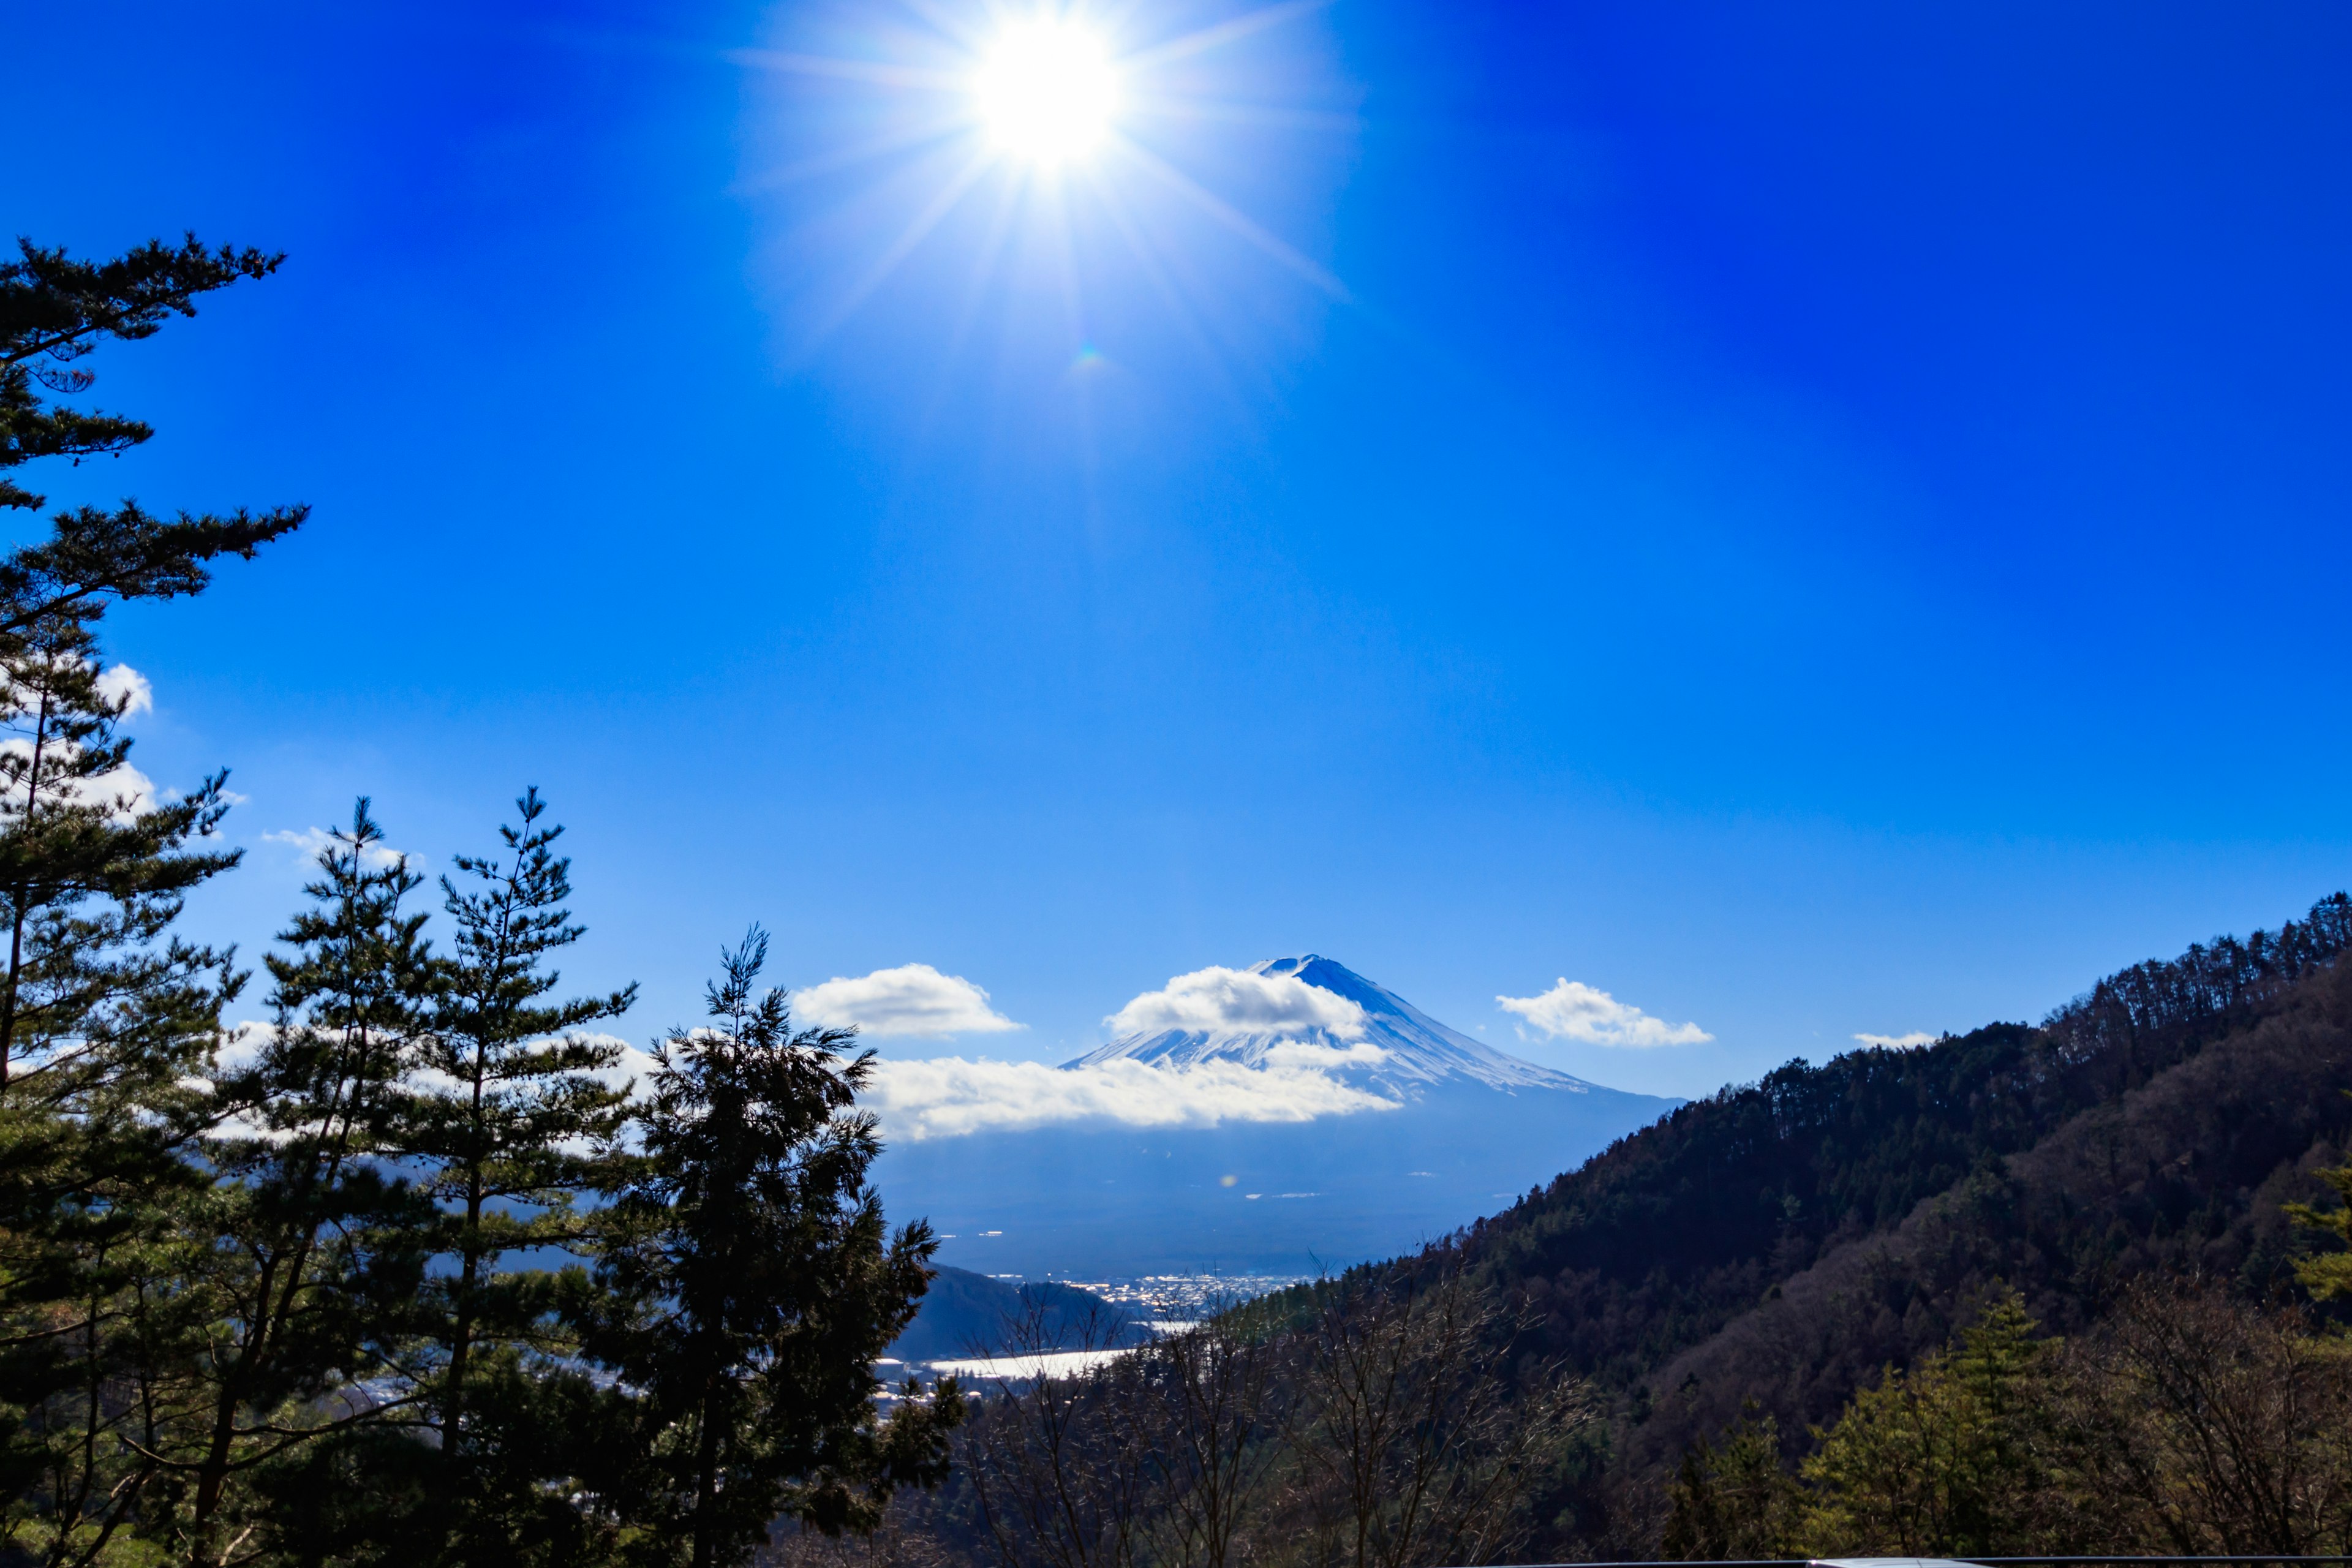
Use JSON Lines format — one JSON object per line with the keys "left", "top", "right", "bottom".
{"left": 869, "top": 957, "right": 1680, "bottom": 1276}
{"left": 1071, "top": 954, "right": 1607, "bottom": 1096}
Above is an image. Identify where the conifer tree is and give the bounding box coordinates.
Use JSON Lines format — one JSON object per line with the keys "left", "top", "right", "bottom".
{"left": 1, "top": 235, "right": 303, "bottom": 622}
{"left": 178, "top": 803, "right": 439, "bottom": 1566}
{"left": 2286, "top": 1128, "right": 2352, "bottom": 1303}
{"left": 411, "top": 786, "right": 637, "bottom": 1558}
{"left": 2293, "top": 1185, "right": 2352, "bottom": 1302}
{"left": 1662, "top": 1407, "right": 1804, "bottom": 1561}
{"left": 1800, "top": 1291, "right": 2056, "bottom": 1556}
{"left": 585, "top": 929, "right": 962, "bottom": 1568}
{"left": 0, "top": 546, "right": 252, "bottom": 1568}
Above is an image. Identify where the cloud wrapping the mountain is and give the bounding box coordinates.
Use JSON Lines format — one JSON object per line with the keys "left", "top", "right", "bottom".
{"left": 1106, "top": 965, "right": 1368, "bottom": 1038}
{"left": 1853, "top": 1030, "right": 1937, "bottom": 1049}
{"left": 865, "top": 1055, "right": 1398, "bottom": 1140}
{"left": 1496, "top": 979, "right": 1712, "bottom": 1048}
{"left": 793, "top": 963, "right": 1022, "bottom": 1038}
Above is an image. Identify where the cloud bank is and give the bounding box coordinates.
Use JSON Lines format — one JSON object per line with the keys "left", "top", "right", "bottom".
{"left": 865, "top": 1054, "right": 1398, "bottom": 1140}
{"left": 1495, "top": 979, "right": 1712, "bottom": 1048}
{"left": 1106, "top": 965, "right": 1367, "bottom": 1038}
{"left": 793, "top": 963, "right": 1021, "bottom": 1038}
{"left": 1853, "top": 1030, "right": 1937, "bottom": 1050}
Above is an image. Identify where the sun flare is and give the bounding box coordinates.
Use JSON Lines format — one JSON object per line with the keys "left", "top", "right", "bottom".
{"left": 974, "top": 18, "right": 1118, "bottom": 165}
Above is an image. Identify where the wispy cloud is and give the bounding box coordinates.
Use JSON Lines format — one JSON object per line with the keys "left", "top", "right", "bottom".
{"left": 794, "top": 963, "right": 1021, "bottom": 1038}
{"left": 260, "top": 827, "right": 408, "bottom": 870}
{"left": 865, "top": 1055, "right": 1398, "bottom": 1140}
{"left": 1853, "top": 1030, "right": 1937, "bottom": 1050}
{"left": 1106, "top": 965, "right": 1366, "bottom": 1038}
{"left": 1495, "top": 979, "right": 1711, "bottom": 1048}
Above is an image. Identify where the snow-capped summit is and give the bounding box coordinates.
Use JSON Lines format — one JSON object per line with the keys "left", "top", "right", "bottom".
{"left": 1061, "top": 955, "right": 1598, "bottom": 1099}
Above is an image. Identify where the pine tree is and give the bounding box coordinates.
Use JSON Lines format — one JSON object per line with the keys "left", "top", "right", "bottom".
{"left": 584, "top": 928, "right": 962, "bottom": 1568}
{"left": 0, "top": 565, "right": 253, "bottom": 1568}
{"left": 0, "top": 227, "right": 295, "bottom": 1567}
{"left": 178, "top": 802, "right": 440, "bottom": 1566}
{"left": 2286, "top": 1120, "right": 2352, "bottom": 1303}
{"left": 411, "top": 786, "right": 637, "bottom": 1561}
{"left": 1662, "top": 1407, "right": 1803, "bottom": 1561}
{"left": 1800, "top": 1289, "right": 2056, "bottom": 1556}
{"left": 1, "top": 235, "right": 303, "bottom": 617}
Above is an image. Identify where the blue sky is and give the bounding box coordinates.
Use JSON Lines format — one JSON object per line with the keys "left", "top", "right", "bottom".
{"left": 6, "top": 0, "right": 2348, "bottom": 1101}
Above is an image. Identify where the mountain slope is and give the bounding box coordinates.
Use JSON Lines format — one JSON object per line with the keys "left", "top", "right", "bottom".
{"left": 1614, "top": 949, "right": 2352, "bottom": 1484}
{"left": 1452, "top": 893, "right": 2352, "bottom": 1391}
{"left": 1357, "top": 891, "right": 2352, "bottom": 1554}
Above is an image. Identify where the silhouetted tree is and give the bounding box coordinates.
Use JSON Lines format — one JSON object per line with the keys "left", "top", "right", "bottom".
{"left": 0, "top": 235, "right": 303, "bottom": 604}
{"left": 181, "top": 804, "right": 439, "bottom": 1566}
{"left": 409, "top": 786, "right": 638, "bottom": 1559}
{"left": 587, "top": 929, "right": 962, "bottom": 1568}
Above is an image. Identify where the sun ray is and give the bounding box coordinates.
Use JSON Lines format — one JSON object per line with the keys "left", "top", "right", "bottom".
{"left": 734, "top": 111, "right": 974, "bottom": 194}
{"left": 1120, "top": 97, "right": 1359, "bottom": 135}
{"left": 728, "top": 47, "right": 968, "bottom": 93}
{"left": 1112, "top": 137, "right": 1350, "bottom": 301}
{"left": 911, "top": 175, "right": 1030, "bottom": 435}
{"left": 1117, "top": 0, "right": 1330, "bottom": 74}
{"left": 807, "top": 148, "right": 1002, "bottom": 343}
{"left": 897, "top": 0, "right": 1000, "bottom": 56}
{"left": 1086, "top": 170, "right": 1262, "bottom": 417}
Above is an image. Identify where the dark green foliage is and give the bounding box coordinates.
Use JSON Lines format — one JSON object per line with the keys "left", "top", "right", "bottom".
{"left": 186, "top": 803, "right": 440, "bottom": 1564}
{"left": 1796, "top": 1291, "right": 2057, "bottom": 1556}
{"left": 0, "top": 235, "right": 303, "bottom": 618}
{"left": 0, "top": 617, "right": 244, "bottom": 1093}
{"left": 1660, "top": 1407, "right": 1801, "bottom": 1561}
{"left": 408, "top": 786, "right": 638, "bottom": 1548}
{"left": 0, "top": 230, "right": 295, "bottom": 1567}
{"left": 1, "top": 235, "right": 277, "bottom": 492}
{"left": 0, "top": 230, "right": 962, "bottom": 1566}
{"left": 586, "top": 929, "right": 963, "bottom": 1568}
{"left": 2286, "top": 1096, "right": 2352, "bottom": 1302}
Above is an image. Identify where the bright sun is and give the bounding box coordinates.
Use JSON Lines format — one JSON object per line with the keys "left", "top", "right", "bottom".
{"left": 974, "top": 19, "right": 1118, "bottom": 165}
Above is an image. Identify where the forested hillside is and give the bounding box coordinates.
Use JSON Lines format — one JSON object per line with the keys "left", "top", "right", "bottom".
{"left": 1444, "top": 893, "right": 2352, "bottom": 1553}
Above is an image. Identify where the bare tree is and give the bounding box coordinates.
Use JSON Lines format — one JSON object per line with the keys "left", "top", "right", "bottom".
{"left": 1135, "top": 1308, "right": 1289, "bottom": 1568}
{"left": 962, "top": 1294, "right": 1152, "bottom": 1568}
{"left": 2056, "top": 1278, "right": 2352, "bottom": 1555}
{"left": 1281, "top": 1257, "right": 1593, "bottom": 1568}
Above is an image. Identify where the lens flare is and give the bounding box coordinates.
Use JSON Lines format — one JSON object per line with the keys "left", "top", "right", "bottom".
{"left": 974, "top": 19, "right": 1118, "bottom": 165}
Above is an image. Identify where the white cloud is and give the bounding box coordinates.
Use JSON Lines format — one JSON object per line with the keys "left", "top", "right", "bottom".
{"left": 1259, "top": 1039, "right": 1385, "bottom": 1071}
{"left": 0, "top": 739, "right": 159, "bottom": 822}
{"left": 96, "top": 664, "right": 153, "bottom": 717}
{"left": 1853, "top": 1031, "right": 1937, "bottom": 1050}
{"left": 1106, "top": 965, "right": 1367, "bottom": 1039}
{"left": 865, "top": 1055, "right": 1400, "bottom": 1140}
{"left": 1495, "top": 979, "right": 1712, "bottom": 1049}
{"left": 793, "top": 963, "right": 1021, "bottom": 1038}
{"left": 261, "top": 827, "right": 407, "bottom": 870}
